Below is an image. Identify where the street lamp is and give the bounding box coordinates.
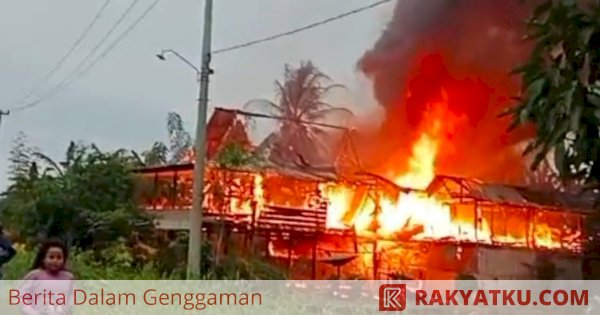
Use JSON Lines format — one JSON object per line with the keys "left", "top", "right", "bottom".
{"left": 156, "top": 45, "right": 213, "bottom": 278}
{"left": 155, "top": 0, "right": 213, "bottom": 280}
{"left": 156, "top": 49, "right": 201, "bottom": 78}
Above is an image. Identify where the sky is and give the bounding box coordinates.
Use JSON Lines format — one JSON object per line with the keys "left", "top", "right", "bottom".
{"left": 0, "top": 0, "right": 394, "bottom": 189}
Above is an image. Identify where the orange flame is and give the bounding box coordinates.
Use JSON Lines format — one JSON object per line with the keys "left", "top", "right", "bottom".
{"left": 320, "top": 87, "right": 576, "bottom": 251}
{"left": 394, "top": 133, "right": 438, "bottom": 190}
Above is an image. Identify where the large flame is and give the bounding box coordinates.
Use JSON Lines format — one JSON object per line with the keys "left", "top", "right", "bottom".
{"left": 392, "top": 88, "right": 448, "bottom": 190}
{"left": 320, "top": 84, "right": 572, "bottom": 251}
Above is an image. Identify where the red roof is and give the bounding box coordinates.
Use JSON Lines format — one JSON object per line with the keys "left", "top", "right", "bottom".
{"left": 205, "top": 107, "right": 252, "bottom": 160}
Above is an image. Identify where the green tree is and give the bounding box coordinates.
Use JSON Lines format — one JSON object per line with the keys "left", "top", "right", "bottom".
{"left": 0, "top": 136, "right": 153, "bottom": 251}
{"left": 509, "top": 0, "right": 600, "bottom": 186}
{"left": 508, "top": 0, "right": 600, "bottom": 278}
{"left": 141, "top": 112, "right": 192, "bottom": 166}
{"left": 245, "top": 61, "right": 353, "bottom": 166}
{"left": 215, "top": 143, "right": 264, "bottom": 169}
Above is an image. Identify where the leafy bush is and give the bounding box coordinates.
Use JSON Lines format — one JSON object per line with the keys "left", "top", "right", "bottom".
{"left": 2, "top": 243, "right": 175, "bottom": 280}
{"left": 2, "top": 241, "right": 286, "bottom": 280}
{"left": 0, "top": 135, "right": 286, "bottom": 280}
{"left": 0, "top": 139, "right": 154, "bottom": 252}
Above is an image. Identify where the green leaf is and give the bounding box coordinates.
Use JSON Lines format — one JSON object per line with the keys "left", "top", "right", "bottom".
{"left": 520, "top": 78, "right": 546, "bottom": 123}
{"left": 587, "top": 93, "right": 600, "bottom": 108}
{"left": 533, "top": 0, "right": 553, "bottom": 17}
{"left": 564, "top": 84, "right": 576, "bottom": 112}
{"left": 554, "top": 141, "right": 567, "bottom": 176}
{"left": 580, "top": 27, "right": 595, "bottom": 45}
{"left": 570, "top": 103, "right": 583, "bottom": 131}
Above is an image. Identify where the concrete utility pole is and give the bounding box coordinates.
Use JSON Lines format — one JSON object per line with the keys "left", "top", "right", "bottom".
{"left": 187, "top": 0, "right": 213, "bottom": 278}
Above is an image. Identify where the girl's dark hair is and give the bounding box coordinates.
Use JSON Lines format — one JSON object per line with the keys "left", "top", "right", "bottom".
{"left": 31, "top": 239, "right": 69, "bottom": 271}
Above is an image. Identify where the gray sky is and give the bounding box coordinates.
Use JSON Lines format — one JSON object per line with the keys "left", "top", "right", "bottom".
{"left": 0, "top": 0, "right": 393, "bottom": 189}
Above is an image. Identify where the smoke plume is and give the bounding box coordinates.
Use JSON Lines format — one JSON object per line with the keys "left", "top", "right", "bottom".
{"left": 357, "top": 0, "right": 537, "bottom": 185}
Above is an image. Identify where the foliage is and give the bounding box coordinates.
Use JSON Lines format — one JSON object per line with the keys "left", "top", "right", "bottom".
{"left": 245, "top": 61, "right": 353, "bottom": 166}
{"left": 215, "top": 143, "right": 265, "bottom": 168}
{"left": 0, "top": 132, "right": 289, "bottom": 281}
{"left": 509, "top": 0, "right": 600, "bottom": 278}
{"left": 142, "top": 112, "right": 193, "bottom": 166}
{"left": 142, "top": 142, "right": 168, "bottom": 165}
{"left": 508, "top": 0, "right": 600, "bottom": 187}
{"left": 1, "top": 242, "right": 174, "bottom": 280}
{"left": 2, "top": 238, "right": 286, "bottom": 280}
{"left": 526, "top": 155, "right": 583, "bottom": 193}
{"left": 0, "top": 136, "right": 153, "bottom": 251}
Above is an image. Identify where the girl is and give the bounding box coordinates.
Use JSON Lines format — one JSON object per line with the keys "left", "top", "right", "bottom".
{"left": 24, "top": 239, "right": 74, "bottom": 280}
{"left": 20, "top": 239, "right": 74, "bottom": 315}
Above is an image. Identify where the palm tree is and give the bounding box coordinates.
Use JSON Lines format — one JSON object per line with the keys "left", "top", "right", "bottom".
{"left": 245, "top": 61, "right": 353, "bottom": 167}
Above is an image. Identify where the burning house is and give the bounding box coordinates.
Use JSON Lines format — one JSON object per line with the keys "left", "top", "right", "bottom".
{"left": 133, "top": 108, "right": 592, "bottom": 280}
{"left": 133, "top": 0, "right": 597, "bottom": 280}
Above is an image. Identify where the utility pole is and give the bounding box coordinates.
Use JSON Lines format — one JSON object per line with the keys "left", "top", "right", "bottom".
{"left": 0, "top": 110, "right": 9, "bottom": 129}
{"left": 187, "top": 0, "right": 213, "bottom": 279}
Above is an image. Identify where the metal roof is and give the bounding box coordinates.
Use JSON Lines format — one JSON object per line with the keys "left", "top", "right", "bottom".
{"left": 427, "top": 175, "right": 598, "bottom": 213}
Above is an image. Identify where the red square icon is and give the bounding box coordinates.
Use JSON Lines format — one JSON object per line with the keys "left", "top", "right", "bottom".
{"left": 379, "top": 284, "right": 407, "bottom": 311}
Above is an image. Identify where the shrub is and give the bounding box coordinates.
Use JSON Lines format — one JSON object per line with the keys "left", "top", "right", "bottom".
{"left": 2, "top": 241, "right": 286, "bottom": 280}
{"left": 2, "top": 243, "right": 175, "bottom": 280}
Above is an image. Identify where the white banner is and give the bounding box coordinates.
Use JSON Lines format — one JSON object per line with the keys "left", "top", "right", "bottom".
{"left": 0, "top": 280, "right": 599, "bottom": 314}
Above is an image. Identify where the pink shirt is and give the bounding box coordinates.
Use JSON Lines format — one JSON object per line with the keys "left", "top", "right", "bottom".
{"left": 23, "top": 269, "right": 74, "bottom": 281}
{"left": 19, "top": 269, "right": 75, "bottom": 315}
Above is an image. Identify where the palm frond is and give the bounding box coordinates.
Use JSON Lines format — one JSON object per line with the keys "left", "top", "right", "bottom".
{"left": 143, "top": 141, "right": 168, "bottom": 165}
{"left": 32, "top": 152, "right": 64, "bottom": 176}
{"left": 66, "top": 141, "right": 77, "bottom": 165}
{"left": 166, "top": 112, "right": 192, "bottom": 163}
{"left": 274, "top": 80, "right": 294, "bottom": 115}
{"left": 243, "top": 99, "right": 283, "bottom": 118}
{"left": 111, "top": 148, "right": 129, "bottom": 159}
{"left": 305, "top": 107, "right": 354, "bottom": 125}
{"left": 90, "top": 143, "right": 102, "bottom": 155}
{"left": 130, "top": 150, "right": 146, "bottom": 166}
{"left": 167, "top": 112, "right": 185, "bottom": 137}
{"left": 248, "top": 61, "right": 350, "bottom": 167}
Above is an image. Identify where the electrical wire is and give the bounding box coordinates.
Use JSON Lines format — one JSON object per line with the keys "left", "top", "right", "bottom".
{"left": 10, "top": 0, "right": 142, "bottom": 111}
{"left": 212, "top": 0, "right": 393, "bottom": 55}
{"left": 12, "top": 0, "right": 113, "bottom": 106}
{"left": 11, "top": 0, "right": 161, "bottom": 112}
{"left": 11, "top": 0, "right": 390, "bottom": 112}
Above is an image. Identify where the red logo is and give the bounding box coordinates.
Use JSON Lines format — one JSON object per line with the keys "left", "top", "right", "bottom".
{"left": 379, "top": 284, "right": 407, "bottom": 311}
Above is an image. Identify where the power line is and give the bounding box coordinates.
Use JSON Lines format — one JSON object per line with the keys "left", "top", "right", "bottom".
{"left": 10, "top": 0, "right": 142, "bottom": 111}
{"left": 12, "top": 0, "right": 112, "bottom": 106}
{"left": 212, "top": 0, "right": 394, "bottom": 55}
{"left": 11, "top": 0, "right": 161, "bottom": 113}
{"left": 53, "top": 0, "right": 142, "bottom": 88}
{"left": 11, "top": 0, "right": 389, "bottom": 112}
{"left": 76, "top": 0, "right": 163, "bottom": 82}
